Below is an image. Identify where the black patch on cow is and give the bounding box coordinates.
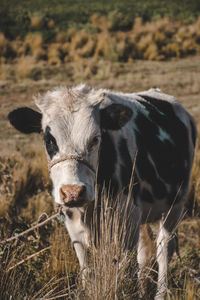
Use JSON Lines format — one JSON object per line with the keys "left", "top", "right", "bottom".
{"left": 118, "top": 137, "right": 140, "bottom": 205}
{"left": 135, "top": 95, "right": 191, "bottom": 203}
{"left": 141, "top": 188, "right": 154, "bottom": 203}
{"left": 119, "top": 137, "right": 133, "bottom": 194}
{"left": 190, "top": 119, "right": 197, "bottom": 148}
{"left": 132, "top": 170, "right": 140, "bottom": 205}
{"left": 44, "top": 126, "right": 59, "bottom": 159}
{"left": 100, "top": 104, "right": 133, "bottom": 130}
{"left": 135, "top": 130, "right": 167, "bottom": 199}
{"left": 97, "top": 131, "right": 118, "bottom": 195}
{"left": 8, "top": 107, "right": 42, "bottom": 134}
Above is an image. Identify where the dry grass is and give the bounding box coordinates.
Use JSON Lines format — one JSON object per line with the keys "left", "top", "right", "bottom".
{"left": 0, "top": 57, "right": 200, "bottom": 299}
{"left": 82, "top": 193, "right": 135, "bottom": 300}
{"left": 1, "top": 161, "right": 199, "bottom": 299}
{"left": 16, "top": 56, "right": 35, "bottom": 78}
{"left": 0, "top": 129, "right": 199, "bottom": 299}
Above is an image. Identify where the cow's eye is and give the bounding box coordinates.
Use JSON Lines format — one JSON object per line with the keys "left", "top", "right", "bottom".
{"left": 88, "top": 136, "right": 100, "bottom": 151}
{"left": 45, "top": 137, "right": 59, "bottom": 159}
{"left": 46, "top": 138, "right": 55, "bottom": 146}
{"left": 46, "top": 137, "right": 58, "bottom": 150}
{"left": 44, "top": 126, "right": 59, "bottom": 159}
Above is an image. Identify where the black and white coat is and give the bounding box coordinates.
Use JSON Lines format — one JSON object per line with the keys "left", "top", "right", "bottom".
{"left": 9, "top": 85, "right": 197, "bottom": 300}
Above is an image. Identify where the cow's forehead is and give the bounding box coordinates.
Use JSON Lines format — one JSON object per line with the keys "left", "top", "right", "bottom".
{"left": 35, "top": 84, "right": 104, "bottom": 114}
{"left": 35, "top": 85, "right": 107, "bottom": 144}
{"left": 42, "top": 105, "right": 100, "bottom": 139}
{"left": 37, "top": 89, "right": 101, "bottom": 151}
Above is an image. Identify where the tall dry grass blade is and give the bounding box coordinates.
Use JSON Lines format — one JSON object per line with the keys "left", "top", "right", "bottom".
{"left": 0, "top": 212, "right": 59, "bottom": 245}
{"left": 7, "top": 246, "right": 51, "bottom": 272}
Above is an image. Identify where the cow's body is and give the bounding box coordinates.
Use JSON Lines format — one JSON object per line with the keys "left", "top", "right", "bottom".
{"left": 8, "top": 85, "right": 197, "bottom": 300}
{"left": 98, "top": 88, "right": 196, "bottom": 220}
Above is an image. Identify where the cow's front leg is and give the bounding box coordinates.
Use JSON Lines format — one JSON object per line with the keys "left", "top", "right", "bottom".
{"left": 73, "top": 240, "right": 87, "bottom": 270}
{"left": 64, "top": 208, "right": 90, "bottom": 286}
{"left": 73, "top": 240, "right": 88, "bottom": 288}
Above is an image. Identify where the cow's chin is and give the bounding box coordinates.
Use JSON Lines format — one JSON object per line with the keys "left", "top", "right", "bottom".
{"left": 64, "top": 199, "right": 87, "bottom": 208}
{"left": 54, "top": 199, "right": 93, "bottom": 213}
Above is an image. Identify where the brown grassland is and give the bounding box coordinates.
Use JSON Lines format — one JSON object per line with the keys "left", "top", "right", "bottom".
{"left": 0, "top": 56, "right": 200, "bottom": 299}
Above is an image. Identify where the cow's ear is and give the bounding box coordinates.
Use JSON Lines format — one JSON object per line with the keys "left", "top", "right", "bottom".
{"left": 8, "top": 107, "right": 42, "bottom": 134}
{"left": 100, "top": 103, "right": 133, "bottom": 130}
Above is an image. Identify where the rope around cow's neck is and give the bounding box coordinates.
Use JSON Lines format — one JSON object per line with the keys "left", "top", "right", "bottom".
{"left": 48, "top": 154, "right": 96, "bottom": 174}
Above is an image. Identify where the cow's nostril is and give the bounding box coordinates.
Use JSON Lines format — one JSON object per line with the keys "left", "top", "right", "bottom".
{"left": 78, "top": 185, "right": 86, "bottom": 198}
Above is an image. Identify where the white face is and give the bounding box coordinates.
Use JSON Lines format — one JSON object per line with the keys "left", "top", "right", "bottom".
{"left": 41, "top": 103, "right": 101, "bottom": 206}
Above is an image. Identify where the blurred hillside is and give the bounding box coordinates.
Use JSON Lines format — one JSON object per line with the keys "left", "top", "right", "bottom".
{"left": 1, "top": 0, "right": 200, "bottom": 39}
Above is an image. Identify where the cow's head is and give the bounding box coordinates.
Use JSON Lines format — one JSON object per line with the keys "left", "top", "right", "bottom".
{"left": 8, "top": 85, "right": 132, "bottom": 208}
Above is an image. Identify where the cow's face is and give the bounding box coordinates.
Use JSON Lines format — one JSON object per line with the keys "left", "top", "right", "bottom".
{"left": 8, "top": 86, "right": 132, "bottom": 207}
{"left": 40, "top": 95, "right": 101, "bottom": 207}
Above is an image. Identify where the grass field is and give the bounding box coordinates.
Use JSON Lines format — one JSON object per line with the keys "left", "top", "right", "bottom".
{"left": 0, "top": 56, "right": 200, "bottom": 299}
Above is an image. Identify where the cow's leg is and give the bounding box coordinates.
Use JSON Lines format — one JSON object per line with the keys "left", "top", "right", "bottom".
{"left": 64, "top": 209, "right": 90, "bottom": 287}
{"left": 155, "top": 204, "right": 184, "bottom": 300}
{"left": 155, "top": 219, "right": 169, "bottom": 300}
{"left": 70, "top": 234, "right": 89, "bottom": 289}
{"left": 73, "top": 241, "right": 87, "bottom": 270}
{"left": 137, "top": 224, "right": 153, "bottom": 298}
{"left": 73, "top": 241, "right": 88, "bottom": 288}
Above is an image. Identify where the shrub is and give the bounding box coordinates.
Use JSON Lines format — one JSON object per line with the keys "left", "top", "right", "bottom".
{"left": 1, "top": 16, "right": 200, "bottom": 63}
{"left": 182, "top": 39, "right": 197, "bottom": 55}
{"left": 76, "top": 37, "right": 96, "bottom": 58}
{"left": 48, "top": 43, "right": 62, "bottom": 65}
{"left": 108, "top": 10, "right": 132, "bottom": 31}
{"left": 31, "top": 16, "right": 42, "bottom": 29}
{"left": 47, "top": 19, "right": 55, "bottom": 29}
{"left": 55, "top": 32, "right": 66, "bottom": 43}
{"left": 90, "top": 14, "right": 111, "bottom": 32}
{"left": 162, "top": 43, "right": 180, "bottom": 58}
{"left": 0, "top": 32, "right": 8, "bottom": 56}
{"left": 144, "top": 43, "right": 159, "bottom": 60}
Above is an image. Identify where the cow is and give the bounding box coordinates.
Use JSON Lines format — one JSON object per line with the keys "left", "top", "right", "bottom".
{"left": 8, "top": 84, "right": 197, "bottom": 299}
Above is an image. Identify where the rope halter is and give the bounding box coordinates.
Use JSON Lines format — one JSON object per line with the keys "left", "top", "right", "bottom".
{"left": 48, "top": 154, "right": 96, "bottom": 175}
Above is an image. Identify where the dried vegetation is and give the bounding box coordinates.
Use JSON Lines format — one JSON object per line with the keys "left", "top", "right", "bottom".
{"left": 1, "top": 16, "right": 200, "bottom": 66}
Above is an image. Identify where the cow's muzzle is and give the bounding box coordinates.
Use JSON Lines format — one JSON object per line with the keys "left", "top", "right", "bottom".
{"left": 59, "top": 185, "right": 87, "bottom": 207}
